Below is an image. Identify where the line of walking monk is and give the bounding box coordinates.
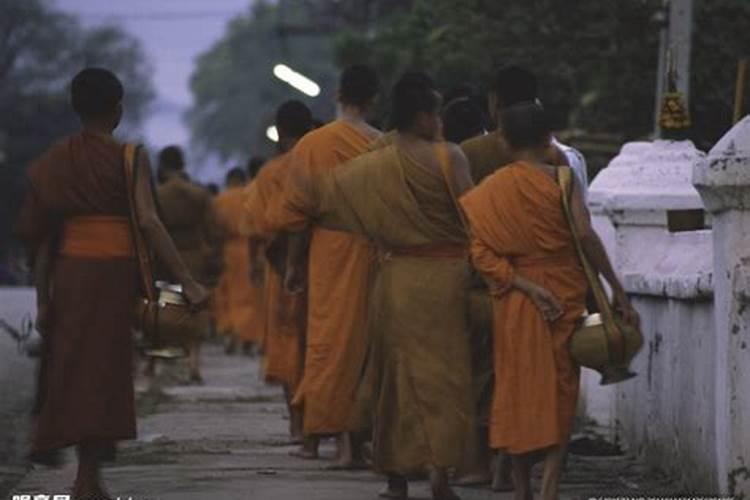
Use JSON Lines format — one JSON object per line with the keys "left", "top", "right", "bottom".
{"left": 18, "top": 65, "right": 638, "bottom": 500}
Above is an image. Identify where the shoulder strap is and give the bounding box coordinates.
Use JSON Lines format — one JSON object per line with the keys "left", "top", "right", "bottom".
{"left": 435, "top": 143, "right": 470, "bottom": 234}
{"left": 558, "top": 166, "right": 625, "bottom": 364}
{"left": 123, "top": 144, "right": 156, "bottom": 302}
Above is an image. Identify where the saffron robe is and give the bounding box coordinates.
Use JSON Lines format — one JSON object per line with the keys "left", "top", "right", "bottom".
{"left": 17, "top": 131, "right": 138, "bottom": 454}
{"left": 286, "top": 143, "right": 474, "bottom": 474}
{"left": 243, "top": 153, "right": 305, "bottom": 390}
{"left": 214, "top": 186, "right": 264, "bottom": 343}
{"left": 460, "top": 131, "right": 571, "bottom": 427}
{"left": 460, "top": 161, "right": 587, "bottom": 454}
{"left": 279, "top": 120, "right": 377, "bottom": 435}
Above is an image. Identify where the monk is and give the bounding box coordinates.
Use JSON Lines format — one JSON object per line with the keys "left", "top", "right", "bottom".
{"left": 214, "top": 168, "right": 265, "bottom": 355}
{"left": 279, "top": 64, "right": 381, "bottom": 466}
{"left": 457, "top": 66, "right": 590, "bottom": 490}
{"left": 279, "top": 72, "right": 474, "bottom": 500}
{"left": 460, "top": 102, "right": 637, "bottom": 500}
{"left": 155, "top": 145, "right": 223, "bottom": 383}
{"left": 243, "top": 100, "right": 314, "bottom": 441}
{"left": 16, "top": 68, "right": 208, "bottom": 498}
{"left": 461, "top": 65, "right": 587, "bottom": 186}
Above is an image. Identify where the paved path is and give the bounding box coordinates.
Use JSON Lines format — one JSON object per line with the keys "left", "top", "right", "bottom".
{"left": 2, "top": 290, "right": 681, "bottom": 499}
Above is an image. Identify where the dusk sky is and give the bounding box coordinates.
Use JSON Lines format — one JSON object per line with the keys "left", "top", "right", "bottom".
{"left": 55, "top": 0, "right": 256, "bottom": 180}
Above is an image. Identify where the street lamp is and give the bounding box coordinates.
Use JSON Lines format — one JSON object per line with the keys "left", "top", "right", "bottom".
{"left": 273, "top": 64, "right": 321, "bottom": 97}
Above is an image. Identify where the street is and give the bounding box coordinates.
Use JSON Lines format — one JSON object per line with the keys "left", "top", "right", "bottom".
{"left": 0, "top": 287, "right": 681, "bottom": 500}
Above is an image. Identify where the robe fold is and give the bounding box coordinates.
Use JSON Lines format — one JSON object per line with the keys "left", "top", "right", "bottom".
{"left": 214, "top": 186, "right": 264, "bottom": 343}
{"left": 287, "top": 143, "right": 474, "bottom": 474}
{"left": 459, "top": 161, "right": 587, "bottom": 454}
{"left": 273, "top": 120, "right": 377, "bottom": 435}
{"left": 16, "top": 131, "right": 138, "bottom": 454}
{"left": 243, "top": 153, "right": 305, "bottom": 391}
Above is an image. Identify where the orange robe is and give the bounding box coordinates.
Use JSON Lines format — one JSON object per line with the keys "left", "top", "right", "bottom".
{"left": 276, "top": 120, "right": 378, "bottom": 435}
{"left": 214, "top": 186, "right": 264, "bottom": 344}
{"left": 243, "top": 153, "right": 305, "bottom": 391}
{"left": 459, "top": 161, "right": 587, "bottom": 454}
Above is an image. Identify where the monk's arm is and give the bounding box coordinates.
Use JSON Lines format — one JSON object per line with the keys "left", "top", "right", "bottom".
{"left": 33, "top": 237, "right": 54, "bottom": 335}
{"left": 470, "top": 235, "right": 563, "bottom": 322}
{"left": 284, "top": 230, "right": 310, "bottom": 294}
{"left": 570, "top": 177, "right": 639, "bottom": 325}
{"left": 448, "top": 145, "right": 475, "bottom": 196}
{"left": 134, "top": 150, "right": 208, "bottom": 305}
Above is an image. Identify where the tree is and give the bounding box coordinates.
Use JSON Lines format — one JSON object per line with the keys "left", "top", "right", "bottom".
{"left": 691, "top": 0, "right": 750, "bottom": 150}
{"left": 0, "top": 0, "right": 155, "bottom": 275}
{"left": 186, "top": 0, "right": 413, "bottom": 164}
{"left": 334, "top": 0, "right": 662, "bottom": 140}
{"left": 187, "top": 1, "right": 337, "bottom": 163}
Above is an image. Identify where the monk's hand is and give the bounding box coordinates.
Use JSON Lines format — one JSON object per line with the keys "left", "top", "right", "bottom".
{"left": 284, "top": 264, "right": 305, "bottom": 295}
{"left": 184, "top": 281, "right": 210, "bottom": 310}
{"left": 529, "top": 285, "right": 564, "bottom": 323}
{"left": 35, "top": 302, "right": 51, "bottom": 336}
{"left": 613, "top": 290, "right": 640, "bottom": 328}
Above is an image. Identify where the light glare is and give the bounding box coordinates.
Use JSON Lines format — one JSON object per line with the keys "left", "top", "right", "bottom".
{"left": 273, "top": 64, "right": 321, "bottom": 97}
{"left": 266, "top": 125, "right": 279, "bottom": 142}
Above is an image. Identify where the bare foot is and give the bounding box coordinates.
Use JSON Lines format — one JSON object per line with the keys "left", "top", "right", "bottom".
{"left": 431, "top": 468, "right": 461, "bottom": 500}
{"left": 379, "top": 476, "right": 407, "bottom": 499}
{"left": 73, "top": 481, "right": 113, "bottom": 500}
{"left": 491, "top": 454, "right": 513, "bottom": 492}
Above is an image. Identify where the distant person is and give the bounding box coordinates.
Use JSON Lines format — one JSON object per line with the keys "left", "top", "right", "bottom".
{"left": 246, "top": 155, "right": 266, "bottom": 180}
{"left": 461, "top": 65, "right": 587, "bottom": 187}
{"left": 16, "top": 67, "right": 208, "bottom": 498}
{"left": 206, "top": 182, "right": 220, "bottom": 196}
{"left": 243, "top": 99, "right": 314, "bottom": 442}
{"left": 155, "top": 145, "right": 223, "bottom": 383}
{"left": 214, "top": 167, "right": 264, "bottom": 355}
{"left": 460, "top": 101, "right": 635, "bottom": 500}
{"left": 280, "top": 64, "right": 381, "bottom": 465}
{"left": 442, "top": 96, "right": 488, "bottom": 144}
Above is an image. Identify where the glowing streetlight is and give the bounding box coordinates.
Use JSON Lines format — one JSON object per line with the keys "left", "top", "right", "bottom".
{"left": 273, "top": 64, "right": 320, "bottom": 97}
{"left": 266, "top": 125, "right": 279, "bottom": 143}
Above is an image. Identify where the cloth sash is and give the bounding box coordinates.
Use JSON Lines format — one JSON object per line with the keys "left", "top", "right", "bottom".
{"left": 383, "top": 242, "right": 467, "bottom": 260}
{"left": 512, "top": 249, "right": 578, "bottom": 270}
{"left": 60, "top": 215, "right": 135, "bottom": 259}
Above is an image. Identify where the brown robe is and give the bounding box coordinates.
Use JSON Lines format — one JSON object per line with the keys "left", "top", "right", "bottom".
{"left": 282, "top": 143, "right": 474, "bottom": 474}
{"left": 157, "top": 175, "right": 222, "bottom": 287}
{"left": 17, "top": 131, "right": 138, "bottom": 455}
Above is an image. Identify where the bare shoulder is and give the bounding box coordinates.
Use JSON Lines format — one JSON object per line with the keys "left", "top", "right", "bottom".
{"left": 444, "top": 141, "right": 469, "bottom": 164}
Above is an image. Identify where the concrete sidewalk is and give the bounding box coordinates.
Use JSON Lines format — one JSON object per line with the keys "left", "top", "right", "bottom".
{"left": 6, "top": 342, "right": 680, "bottom": 500}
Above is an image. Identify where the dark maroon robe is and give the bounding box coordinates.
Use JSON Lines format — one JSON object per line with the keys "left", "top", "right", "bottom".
{"left": 17, "top": 130, "right": 138, "bottom": 455}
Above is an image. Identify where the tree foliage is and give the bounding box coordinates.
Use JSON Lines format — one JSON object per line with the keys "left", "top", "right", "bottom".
{"left": 0, "top": 0, "right": 155, "bottom": 267}
{"left": 334, "top": 0, "right": 750, "bottom": 150}
{"left": 187, "top": 1, "right": 338, "bottom": 163}
{"left": 334, "top": 0, "right": 662, "bottom": 139}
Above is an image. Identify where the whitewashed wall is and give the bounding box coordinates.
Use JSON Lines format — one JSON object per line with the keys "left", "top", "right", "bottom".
{"left": 582, "top": 138, "right": 722, "bottom": 491}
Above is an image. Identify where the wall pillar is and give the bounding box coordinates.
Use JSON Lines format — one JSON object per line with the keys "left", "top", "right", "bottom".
{"left": 694, "top": 116, "right": 750, "bottom": 495}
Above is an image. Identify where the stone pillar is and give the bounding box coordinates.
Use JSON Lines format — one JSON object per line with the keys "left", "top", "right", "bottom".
{"left": 694, "top": 116, "right": 750, "bottom": 495}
